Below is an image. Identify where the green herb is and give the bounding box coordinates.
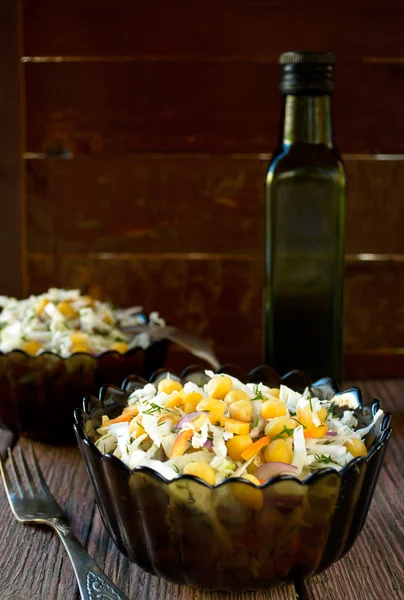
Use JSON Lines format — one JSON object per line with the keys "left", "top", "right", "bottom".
{"left": 271, "top": 425, "right": 295, "bottom": 441}
{"left": 253, "top": 385, "right": 264, "bottom": 401}
{"left": 313, "top": 454, "right": 339, "bottom": 466}
{"left": 291, "top": 417, "right": 306, "bottom": 429}
{"left": 215, "top": 421, "right": 221, "bottom": 426}
{"left": 308, "top": 394, "right": 313, "bottom": 411}
{"left": 289, "top": 410, "right": 296, "bottom": 416}
{"left": 250, "top": 418, "right": 259, "bottom": 428}
{"left": 323, "top": 439, "right": 332, "bottom": 445}
{"left": 172, "top": 464, "right": 179, "bottom": 473}
{"left": 326, "top": 404, "right": 336, "bottom": 419}
{"left": 198, "top": 381, "right": 205, "bottom": 389}
{"left": 143, "top": 402, "right": 165, "bottom": 415}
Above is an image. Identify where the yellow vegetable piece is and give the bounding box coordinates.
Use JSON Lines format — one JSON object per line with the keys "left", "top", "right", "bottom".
{"left": 224, "top": 389, "right": 250, "bottom": 407}
{"left": 232, "top": 475, "right": 263, "bottom": 511}
{"left": 56, "top": 301, "right": 77, "bottom": 319}
{"left": 158, "top": 378, "right": 183, "bottom": 395}
{"left": 206, "top": 375, "right": 232, "bottom": 399}
{"left": 109, "top": 342, "right": 129, "bottom": 354}
{"left": 265, "top": 416, "right": 297, "bottom": 439}
{"left": 35, "top": 297, "right": 49, "bottom": 316}
{"left": 261, "top": 400, "right": 287, "bottom": 420}
{"left": 317, "top": 407, "right": 328, "bottom": 422}
{"left": 226, "top": 435, "right": 253, "bottom": 461}
{"left": 70, "top": 332, "right": 88, "bottom": 345}
{"left": 242, "top": 474, "right": 261, "bottom": 486}
{"left": 129, "top": 418, "right": 145, "bottom": 438}
{"left": 229, "top": 399, "right": 253, "bottom": 423}
{"left": 304, "top": 424, "right": 328, "bottom": 439}
{"left": 165, "top": 392, "right": 184, "bottom": 409}
{"left": 220, "top": 417, "right": 250, "bottom": 435}
{"left": 21, "top": 340, "right": 42, "bottom": 356}
{"left": 170, "top": 430, "right": 194, "bottom": 458}
{"left": 71, "top": 343, "right": 89, "bottom": 354}
{"left": 196, "top": 397, "right": 226, "bottom": 423}
{"left": 264, "top": 438, "right": 293, "bottom": 464}
{"left": 183, "top": 461, "right": 215, "bottom": 485}
{"left": 181, "top": 391, "right": 203, "bottom": 414}
{"left": 267, "top": 388, "right": 280, "bottom": 398}
{"left": 344, "top": 438, "right": 367, "bottom": 457}
{"left": 103, "top": 314, "right": 114, "bottom": 325}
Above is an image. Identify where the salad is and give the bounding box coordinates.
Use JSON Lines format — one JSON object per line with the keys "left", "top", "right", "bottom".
{"left": 0, "top": 288, "right": 165, "bottom": 357}
{"left": 93, "top": 371, "right": 382, "bottom": 485}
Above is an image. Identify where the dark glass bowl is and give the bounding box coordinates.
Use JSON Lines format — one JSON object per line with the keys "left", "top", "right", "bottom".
{"left": 0, "top": 340, "right": 167, "bottom": 444}
{"left": 74, "top": 365, "right": 392, "bottom": 592}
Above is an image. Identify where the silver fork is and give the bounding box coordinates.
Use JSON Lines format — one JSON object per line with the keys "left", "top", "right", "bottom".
{"left": 0, "top": 446, "right": 129, "bottom": 600}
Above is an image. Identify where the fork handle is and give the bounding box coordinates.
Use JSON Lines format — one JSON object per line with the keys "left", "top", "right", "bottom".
{"left": 49, "top": 517, "right": 129, "bottom": 600}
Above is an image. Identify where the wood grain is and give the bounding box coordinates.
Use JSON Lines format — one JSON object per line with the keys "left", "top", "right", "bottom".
{"left": 26, "top": 156, "right": 404, "bottom": 256}
{"left": 0, "top": 437, "right": 95, "bottom": 599}
{"left": 304, "top": 379, "right": 404, "bottom": 600}
{"left": 22, "top": 0, "right": 404, "bottom": 59}
{"left": 0, "top": 0, "right": 26, "bottom": 297}
{"left": 26, "top": 254, "right": 404, "bottom": 370}
{"left": 24, "top": 61, "right": 404, "bottom": 154}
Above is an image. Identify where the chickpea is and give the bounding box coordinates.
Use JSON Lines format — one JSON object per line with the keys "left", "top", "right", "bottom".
{"left": 157, "top": 378, "right": 183, "bottom": 395}
{"left": 226, "top": 435, "right": 253, "bottom": 461}
{"left": 229, "top": 399, "right": 253, "bottom": 423}
{"left": 56, "top": 301, "right": 77, "bottom": 319}
{"left": 206, "top": 375, "right": 232, "bottom": 399}
{"left": 183, "top": 461, "right": 215, "bottom": 485}
{"left": 224, "top": 389, "right": 250, "bottom": 407}
{"left": 264, "top": 439, "right": 293, "bottom": 464}
{"left": 196, "top": 398, "right": 226, "bottom": 423}
{"left": 261, "top": 400, "right": 287, "bottom": 420}
{"left": 181, "top": 391, "right": 203, "bottom": 414}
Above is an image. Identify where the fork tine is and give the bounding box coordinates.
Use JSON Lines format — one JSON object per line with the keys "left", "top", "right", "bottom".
{"left": 0, "top": 455, "right": 15, "bottom": 498}
{"left": 17, "top": 447, "right": 35, "bottom": 496}
{"left": 29, "top": 444, "right": 51, "bottom": 496}
{"left": 8, "top": 448, "right": 23, "bottom": 497}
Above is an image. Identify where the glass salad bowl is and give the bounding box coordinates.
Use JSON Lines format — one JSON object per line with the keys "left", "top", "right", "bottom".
{"left": 74, "top": 365, "right": 392, "bottom": 591}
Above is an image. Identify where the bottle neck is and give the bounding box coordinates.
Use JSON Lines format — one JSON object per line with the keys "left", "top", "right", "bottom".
{"left": 281, "top": 95, "right": 333, "bottom": 146}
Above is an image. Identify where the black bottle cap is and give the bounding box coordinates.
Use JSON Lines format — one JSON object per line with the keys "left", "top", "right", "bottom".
{"left": 279, "top": 51, "right": 336, "bottom": 95}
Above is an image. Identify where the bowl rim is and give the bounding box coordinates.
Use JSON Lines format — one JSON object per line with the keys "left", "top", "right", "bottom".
{"left": 74, "top": 364, "right": 392, "bottom": 490}
{"left": 0, "top": 343, "right": 162, "bottom": 362}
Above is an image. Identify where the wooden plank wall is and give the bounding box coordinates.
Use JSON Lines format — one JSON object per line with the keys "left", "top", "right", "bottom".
{"left": 10, "top": 0, "right": 404, "bottom": 376}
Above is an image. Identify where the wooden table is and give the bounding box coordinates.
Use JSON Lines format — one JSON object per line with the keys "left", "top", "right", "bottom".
{"left": 0, "top": 379, "right": 403, "bottom": 600}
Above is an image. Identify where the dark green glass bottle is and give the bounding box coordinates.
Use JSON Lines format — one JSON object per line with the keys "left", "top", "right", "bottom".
{"left": 264, "top": 51, "right": 346, "bottom": 383}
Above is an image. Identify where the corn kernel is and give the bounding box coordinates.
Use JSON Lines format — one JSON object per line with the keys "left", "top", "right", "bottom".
{"left": 21, "top": 340, "right": 42, "bottom": 356}
{"left": 206, "top": 375, "right": 232, "bottom": 399}
{"left": 109, "top": 342, "right": 129, "bottom": 354}
{"left": 344, "top": 438, "right": 367, "bottom": 458}
{"left": 229, "top": 399, "right": 253, "bottom": 423}
{"left": 182, "top": 391, "right": 203, "bottom": 413}
{"left": 224, "top": 389, "right": 250, "bottom": 407}
{"left": 56, "top": 301, "right": 77, "bottom": 319}
{"left": 70, "top": 332, "right": 88, "bottom": 345}
{"left": 261, "top": 400, "right": 287, "bottom": 420}
{"left": 157, "top": 378, "right": 183, "bottom": 395}
{"left": 226, "top": 435, "right": 253, "bottom": 461}
{"left": 264, "top": 439, "right": 293, "bottom": 464}
{"left": 183, "top": 461, "right": 215, "bottom": 485}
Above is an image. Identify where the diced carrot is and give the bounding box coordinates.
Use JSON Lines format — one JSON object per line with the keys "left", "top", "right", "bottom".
{"left": 170, "top": 430, "right": 194, "bottom": 459}
{"left": 241, "top": 436, "right": 270, "bottom": 461}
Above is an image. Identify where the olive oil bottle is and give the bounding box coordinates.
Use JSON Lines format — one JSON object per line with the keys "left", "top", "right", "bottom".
{"left": 264, "top": 52, "right": 346, "bottom": 383}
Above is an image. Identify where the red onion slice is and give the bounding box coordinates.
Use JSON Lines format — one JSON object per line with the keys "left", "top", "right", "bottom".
{"left": 325, "top": 431, "right": 338, "bottom": 437}
{"left": 203, "top": 439, "right": 213, "bottom": 449}
{"left": 255, "top": 462, "right": 298, "bottom": 482}
{"left": 176, "top": 411, "right": 204, "bottom": 430}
